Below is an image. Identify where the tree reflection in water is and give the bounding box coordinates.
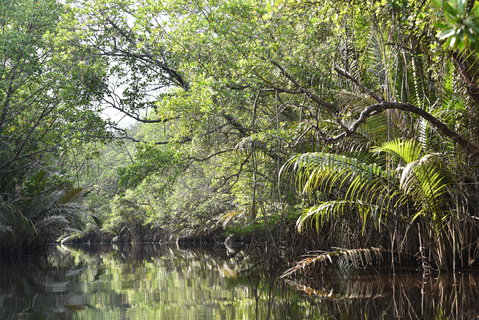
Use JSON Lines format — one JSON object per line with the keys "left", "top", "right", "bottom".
{"left": 0, "top": 244, "right": 478, "bottom": 319}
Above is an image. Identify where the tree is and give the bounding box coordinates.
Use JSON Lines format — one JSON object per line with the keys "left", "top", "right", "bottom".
{"left": 0, "top": 0, "right": 108, "bottom": 256}
{"left": 0, "top": 0, "right": 107, "bottom": 187}
{"left": 53, "top": 0, "right": 479, "bottom": 271}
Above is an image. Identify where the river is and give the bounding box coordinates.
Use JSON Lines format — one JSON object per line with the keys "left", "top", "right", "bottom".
{"left": 1, "top": 244, "right": 478, "bottom": 319}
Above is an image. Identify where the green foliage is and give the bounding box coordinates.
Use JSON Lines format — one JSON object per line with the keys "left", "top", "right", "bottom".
{"left": 0, "top": 170, "right": 87, "bottom": 256}
{"left": 2, "top": 0, "right": 479, "bottom": 272}
{"left": 433, "top": 0, "right": 479, "bottom": 49}
{"left": 224, "top": 209, "right": 298, "bottom": 238}
{"left": 0, "top": 0, "right": 108, "bottom": 255}
{"left": 284, "top": 139, "right": 467, "bottom": 270}
{"left": 0, "top": 0, "right": 107, "bottom": 177}
{"left": 51, "top": 0, "right": 479, "bottom": 272}
{"left": 117, "top": 145, "right": 181, "bottom": 190}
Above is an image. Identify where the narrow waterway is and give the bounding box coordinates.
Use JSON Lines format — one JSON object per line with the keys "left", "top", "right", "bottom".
{"left": 1, "top": 244, "right": 478, "bottom": 319}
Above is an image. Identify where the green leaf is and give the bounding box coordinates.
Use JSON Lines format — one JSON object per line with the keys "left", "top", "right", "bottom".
{"left": 443, "top": 2, "right": 459, "bottom": 17}
{"left": 438, "top": 28, "right": 456, "bottom": 39}
{"left": 431, "top": 0, "right": 443, "bottom": 8}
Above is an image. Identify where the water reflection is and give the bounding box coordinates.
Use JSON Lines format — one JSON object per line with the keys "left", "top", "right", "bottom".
{"left": 285, "top": 272, "right": 479, "bottom": 319}
{"left": 0, "top": 244, "right": 478, "bottom": 319}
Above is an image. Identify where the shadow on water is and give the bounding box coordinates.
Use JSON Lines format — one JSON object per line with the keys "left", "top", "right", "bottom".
{"left": 0, "top": 244, "right": 478, "bottom": 319}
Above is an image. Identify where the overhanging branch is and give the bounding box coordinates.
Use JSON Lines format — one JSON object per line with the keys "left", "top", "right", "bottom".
{"left": 328, "top": 102, "right": 479, "bottom": 156}
{"left": 333, "top": 66, "right": 479, "bottom": 157}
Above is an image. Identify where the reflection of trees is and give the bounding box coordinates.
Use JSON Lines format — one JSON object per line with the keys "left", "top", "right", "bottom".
{"left": 284, "top": 273, "right": 479, "bottom": 319}
{"left": 2, "top": 244, "right": 479, "bottom": 319}
{"left": 0, "top": 252, "right": 93, "bottom": 319}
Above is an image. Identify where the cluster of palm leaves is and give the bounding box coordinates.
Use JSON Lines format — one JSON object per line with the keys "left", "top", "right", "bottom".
{"left": 279, "top": 3, "right": 479, "bottom": 271}
{"left": 283, "top": 138, "right": 478, "bottom": 272}
{"left": 0, "top": 170, "right": 86, "bottom": 257}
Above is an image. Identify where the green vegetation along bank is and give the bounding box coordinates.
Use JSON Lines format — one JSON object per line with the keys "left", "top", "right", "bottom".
{"left": 2, "top": 0, "right": 479, "bottom": 273}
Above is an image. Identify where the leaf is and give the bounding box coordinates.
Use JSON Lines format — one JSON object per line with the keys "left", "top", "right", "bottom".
{"left": 438, "top": 28, "right": 457, "bottom": 40}
{"left": 443, "top": 2, "right": 459, "bottom": 17}
{"left": 431, "top": 0, "right": 443, "bottom": 8}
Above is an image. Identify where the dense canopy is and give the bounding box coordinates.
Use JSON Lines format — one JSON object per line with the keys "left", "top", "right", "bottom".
{"left": 1, "top": 0, "right": 479, "bottom": 271}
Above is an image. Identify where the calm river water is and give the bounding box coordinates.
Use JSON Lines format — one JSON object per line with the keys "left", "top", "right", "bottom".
{"left": 1, "top": 244, "right": 479, "bottom": 319}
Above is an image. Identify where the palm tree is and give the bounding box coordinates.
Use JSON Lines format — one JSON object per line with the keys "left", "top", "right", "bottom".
{"left": 283, "top": 139, "right": 478, "bottom": 271}
{"left": 0, "top": 170, "right": 86, "bottom": 258}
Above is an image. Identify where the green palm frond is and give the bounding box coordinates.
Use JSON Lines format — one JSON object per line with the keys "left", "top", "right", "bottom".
{"left": 400, "top": 154, "right": 452, "bottom": 225}
{"left": 284, "top": 152, "right": 390, "bottom": 194}
{"left": 357, "top": 114, "right": 403, "bottom": 145}
{"left": 46, "top": 203, "right": 85, "bottom": 217}
{"left": 363, "top": 29, "right": 388, "bottom": 89}
{"left": 34, "top": 215, "right": 69, "bottom": 234}
{"left": 0, "top": 178, "right": 89, "bottom": 253}
{"left": 372, "top": 138, "right": 423, "bottom": 164}
{"left": 0, "top": 201, "right": 35, "bottom": 235}
{"left": 337, "top": 90, "right": 376, "bottom": 113}
{"left": 34, "top": 215, "right": 70, "bottom": 242}
{"left": 286, "top": 139, "right": 455, "bottom": 240}
{"left": 282, "top": 152, "right": 399, "bottom": 231}
{"left": 297, "top": 200, "right": 383, "bottom": 233}
{"left": 373, "top": 139, "right": 453, "bottom": 229}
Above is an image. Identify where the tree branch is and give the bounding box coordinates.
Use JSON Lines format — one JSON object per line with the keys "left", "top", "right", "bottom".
{"left": 269, "top": 60, "right": 338, "bottom": 116}
{"left": 334, "top": 66, "right": 384, "bottom": 102}
{"left": 188, "top": 148, "right": 235, "bottom": 162}
{"left": 221, "top": 112, "right": 250, "bottom": 136}
{"left": 104, "top": 17, "right": 189, "bottom": 90}
{"left": 107, "top": 134, "right": 192, "bottom": 145}
{"left": 328, "top": 102, "right": 479, "bottom": 156}
{"left": 102, "top": 95, "right": 178, "bottom": 123}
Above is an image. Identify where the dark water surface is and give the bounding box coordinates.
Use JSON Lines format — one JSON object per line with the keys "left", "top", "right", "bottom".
{"left": 1, "top": 244, "right": 479, "bottom": 319}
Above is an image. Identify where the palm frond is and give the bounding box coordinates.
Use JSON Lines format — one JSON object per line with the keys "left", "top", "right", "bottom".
{"left": 284, "top": 152, "right": 389, "bottom": 193}
{"left": 297, "top": 200, "right": 383, "bottom": 233}
{"left": 34, "top": 215, "right": 69, "bottom": 234}
{"left": 372, "top": 138, "right": 423, "bottom": 164}
{"left": 58, "top": 188, "right": 87, "bottom": 205}
{"left": 280, "top": 247, "right": 385, "bottom": 278}
{"left": 217, "top": 210, "right": 244, "bottom": 228}
{"left": 282, "top": 152, "right": 399, "bottom": 231}
{"left": 0, "top": 201, "right": 35, "bottom": 235}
